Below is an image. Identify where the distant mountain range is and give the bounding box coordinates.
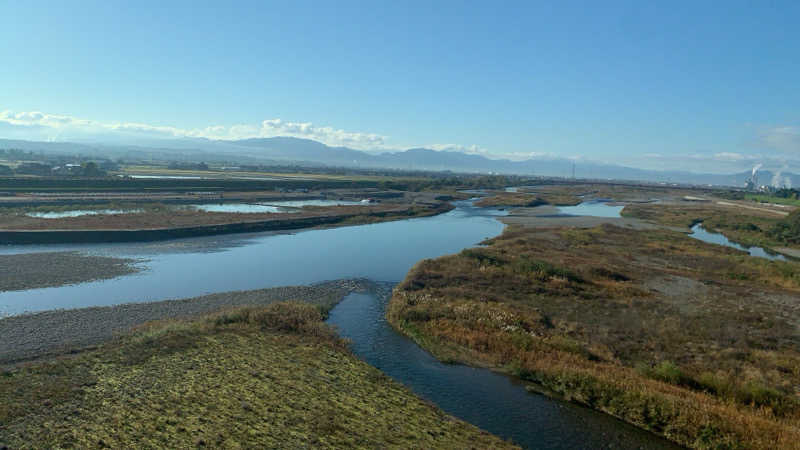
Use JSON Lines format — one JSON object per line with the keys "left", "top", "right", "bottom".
{"left": 0, "top": 136, "right": 797, "bottom": 189}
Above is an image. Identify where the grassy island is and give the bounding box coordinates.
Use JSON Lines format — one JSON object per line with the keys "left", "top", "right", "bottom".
{"left": 388, "top": 224, "right": 800, "bottom": 448}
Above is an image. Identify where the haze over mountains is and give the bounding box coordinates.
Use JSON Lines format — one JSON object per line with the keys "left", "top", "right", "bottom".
{"left": 1, "top": 136, "right": 797, "bottom": 189}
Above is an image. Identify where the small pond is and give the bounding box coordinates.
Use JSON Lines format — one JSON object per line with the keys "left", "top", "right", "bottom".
{"left": 191, "top": 203, "right": 286, "bottom": 213}
{"left": 26, "top": 209, "right": 143, "bottom": 219}
{"left": 191, "top": 199, "right": 365, "bottom": 214}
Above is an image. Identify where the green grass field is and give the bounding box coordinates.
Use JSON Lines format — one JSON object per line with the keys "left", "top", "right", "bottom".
{"left": 745, "top": 193, "right": 800, "bottom": 207}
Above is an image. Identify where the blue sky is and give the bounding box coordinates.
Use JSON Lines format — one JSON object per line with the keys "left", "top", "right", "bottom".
{"left": 1, "top": 1, "right": 799, "bottom": 172}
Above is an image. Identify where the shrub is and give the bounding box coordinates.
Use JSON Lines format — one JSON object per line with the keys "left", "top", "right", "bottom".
{"left": 513, "top": 257, "right": 583, "bottom": 282}
{"left": 460, "top": 249, "right": 505, "bottom": 266}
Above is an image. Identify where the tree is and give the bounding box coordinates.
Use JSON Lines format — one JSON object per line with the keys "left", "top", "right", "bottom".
{"left": 81, "top": 162, "right": 104, "bottom": 177}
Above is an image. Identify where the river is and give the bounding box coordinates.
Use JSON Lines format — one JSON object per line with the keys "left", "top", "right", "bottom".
{"left": 0, "top": 201, "right": 678, "bottom": 449}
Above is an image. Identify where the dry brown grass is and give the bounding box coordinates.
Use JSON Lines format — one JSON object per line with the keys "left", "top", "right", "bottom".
{"left": 0, "top": 202, "right": 436, "bottom": 231}
{"left": 388, "top": 224, "right": 800, "bottom": 449}
{"left": 475, "top": 193, "right": 547, "bottom": 207}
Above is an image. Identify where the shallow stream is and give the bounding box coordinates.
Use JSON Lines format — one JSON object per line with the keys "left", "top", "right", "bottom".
{"left": 690, "top": 223, "right": 787, "bottom": 261}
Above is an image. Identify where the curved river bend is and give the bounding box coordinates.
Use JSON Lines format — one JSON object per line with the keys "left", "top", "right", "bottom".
{"left": 0, "top": 201, "right": 677, "bottom": 449}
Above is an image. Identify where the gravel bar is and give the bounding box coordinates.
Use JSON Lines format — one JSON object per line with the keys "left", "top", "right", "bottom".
{"left": 0, "top": 251, "right": 140, "bottom": 292}
{"left": 0, "top": 279, "right": 372, "bottom": 366}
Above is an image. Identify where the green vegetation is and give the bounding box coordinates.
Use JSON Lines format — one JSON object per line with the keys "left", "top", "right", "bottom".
{"left": 517, "top": 182, "right": 710, "bottom": 207}
{"left": 623, "top": 202, "right": 800, "bottom": 250}
{"left": 746, "top": 190, "right": 800, "bottom": 207}
{"left": 388, "top": 224, "right": 800, "bottom": 448}
{"left": 0, "top": 301, "right": 512, "bottom": 448}
{"left": 769, "top": 210, "right": 800, "bottom": 245}
{"left": 0, "top": 202, "right": 172, "bottom": 216}
{"left": 475, "top": 193, "right": 547, "bottom": 207}
{"left": 0, "top": 170, "right": 532, "bottom": 194}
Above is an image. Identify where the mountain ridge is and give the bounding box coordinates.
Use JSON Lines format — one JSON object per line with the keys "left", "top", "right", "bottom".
{"left": 0, "top": 136, "right": 796, "bottom": 188}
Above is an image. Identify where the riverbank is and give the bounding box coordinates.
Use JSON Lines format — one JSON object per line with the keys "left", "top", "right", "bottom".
{"left": 387, "top": 223, "right": 800, "bottom": 448}
{"left": 0, "top": 251, "right": 140, "bottom": 292}
{"left": 0, "top": 280, "right": 369, "bottom": 366}
{"left": 0, "top": 299, "right": 513, "bottom": 448}
{"left": 622, "top": 201, "right": 800, "bottom": 255}
{"left": 0, "top": 202, "right": 452, "bottom": 244}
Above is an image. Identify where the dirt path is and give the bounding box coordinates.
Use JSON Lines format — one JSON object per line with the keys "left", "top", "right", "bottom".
{"left": 716, "top": 201, "right": 790, "bottom": 216}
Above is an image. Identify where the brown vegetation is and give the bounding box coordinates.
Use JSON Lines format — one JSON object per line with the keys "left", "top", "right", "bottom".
{"left": 0, "top": 202, "right": 439, "bottom": 231}
{"left": 520, "top": 183, "right": 702, "bottom": 206}
{"left": 475, "top": 193, "right": 548, "bottom": 207}
{"left": 1, "top": 302, "right": 513, "bottom": 448}
{"left": 388, "top": 224, "right": 800, "bottom": 448}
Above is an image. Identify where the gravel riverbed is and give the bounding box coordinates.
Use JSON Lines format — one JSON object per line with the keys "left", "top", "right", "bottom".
{"left": 0, "top": 279, "right": 371, "bottom": 366}
{"left": 0, "top": 251, "right": 140, "bottom": 292}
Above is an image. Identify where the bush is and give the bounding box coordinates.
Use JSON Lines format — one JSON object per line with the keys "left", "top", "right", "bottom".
{"left": 638, "top": 361, "right": 692, "bottom": 386}
{"left": 461, "top": 249, "right": 505, "bottom": 266}
{"left": 768, "top": 210, "right": 800, "bottom": 244}
{"left": 513, "top": 257, "right": 583, "bottom": 282}
{"left": 212, "top": 302, "right": 345, "bottom": 347}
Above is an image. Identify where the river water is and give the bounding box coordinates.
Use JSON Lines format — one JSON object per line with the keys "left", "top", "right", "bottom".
{"left": 690, "top": 223, "right": 787, "bottom": 261}
{"left": 329, "top": 291, "right": 678, "bottom": 449}
{"left": 0, "top": 201, "right": 678, "bottom": 449}
{"left": 0, "top": 201, "right": 505, "bottom": 315}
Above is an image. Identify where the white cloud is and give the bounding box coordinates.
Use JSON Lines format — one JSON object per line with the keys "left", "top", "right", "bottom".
{"left": 428, "top": 143, "right": 490, "bottom": 156}
{"left": 711, "top": 152, "right": 760, "bottom": 162}
{"left": 0, "top": 109, "right": 387, "bottom": 149}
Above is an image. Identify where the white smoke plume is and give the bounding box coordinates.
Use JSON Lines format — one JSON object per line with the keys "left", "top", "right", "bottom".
{"left": 770, "top": 165, "right": 794, "bottom": 189}
{"left": 752, "top": 163, "right": 763, "bottom": 177}
{"left": 771, "top": 165, "right": 787, "bottom": 188}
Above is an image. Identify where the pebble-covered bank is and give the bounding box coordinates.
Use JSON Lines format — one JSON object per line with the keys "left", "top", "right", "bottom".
{"left": 0, "top": 251, "right": 140, "bottom": 292}
{"left": 0, "top": 279, "right": 371, "bottom": 366}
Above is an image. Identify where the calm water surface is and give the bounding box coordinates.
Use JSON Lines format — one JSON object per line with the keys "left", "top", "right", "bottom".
{"left": 557, "top": 201, "right": 623, "bottom": 217}
{"left": 192, "top": 199, "right": 364, "bottom": 213}
{"left": 26, "top": 209, "right": 143, "bottom": 219}
{"left": 0, "top": 202, "right": 504, "bottom": 315}
{"left": 328, "top": 292, "right": 679, "bottom": 449}
{"left": 690, "top": 223, "right": 786, "bottom": 261}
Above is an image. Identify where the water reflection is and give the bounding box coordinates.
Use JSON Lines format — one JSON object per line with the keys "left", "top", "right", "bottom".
{"left": 690, "top": 223, "right": 786, "bottom": 261}
{"left": 26, "top": 209, "right": 143, "bottom": 219}
{"left": 192, "top": 199, "right": 364, "bottom": 213}
{"left": 328, "top": 291, "right": 680, "bottom": 450}
{"left": 556, "top": 201, "right": 623, "bottom": 218}
{"left": 0, "top": 202, "right": 505, "bottom": 315}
